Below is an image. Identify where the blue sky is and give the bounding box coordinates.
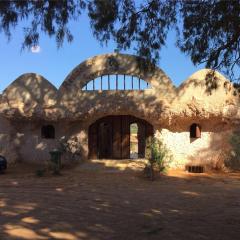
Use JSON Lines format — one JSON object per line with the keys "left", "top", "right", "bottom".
{"left": 0, "top": 14, "right": 206, "bottom": 93}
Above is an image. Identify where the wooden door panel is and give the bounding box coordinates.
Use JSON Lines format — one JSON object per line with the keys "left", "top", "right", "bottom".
{"left": 112, "top": 116, "right": 122, "bottom": 159}
{"left": 88, "top": 123, "right": 98, "bottom": 159}
{"left": 138, "top": 121, "right": 146, "bottom": 158}
{"left": 98, "top": 118, "right": 112, "bottom": 159}
{"left": 121, "top": 115, "right": 130, "bottom": 158}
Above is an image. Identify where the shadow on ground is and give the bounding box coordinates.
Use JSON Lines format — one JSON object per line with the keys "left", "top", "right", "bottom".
{"left": 0, "top": 161, "right": 240, "bottom": 240}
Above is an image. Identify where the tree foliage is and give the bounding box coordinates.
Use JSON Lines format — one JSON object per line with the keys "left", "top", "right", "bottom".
{"left": 0, "top": 0, "right": 86, "bottom": 48}
{"left": 179, "top": 0, "right": 240, "bottom": 81}
{"left": 0, "top": 0, "right": 239, "bottom": 81}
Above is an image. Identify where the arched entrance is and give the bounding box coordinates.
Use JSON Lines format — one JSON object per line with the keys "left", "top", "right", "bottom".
{"left": 88, "top": 115, "right": 153, "bottom": 159}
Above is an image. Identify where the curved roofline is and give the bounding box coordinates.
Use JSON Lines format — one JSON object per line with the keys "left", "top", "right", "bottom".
{"left": 2, "top": 54, "right": 232, "bottom": 94}
{"left": 59, "top": 54, "right": 232, "bottom": 93}
{"left": 2, "top": 73, "right": 58, "bottom": 94}
{"left": 58, "top": 52, "right": 176, "bottom": 93}
{"left": 178, "top": 69, "right": 231, "bottom": 92}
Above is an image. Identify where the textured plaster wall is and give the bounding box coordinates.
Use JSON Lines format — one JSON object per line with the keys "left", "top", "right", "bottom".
{"left": 0, "top": 116, "right": 19, "bottom": 163}
{"left": 18, "top": 122, "right": 58, "bottom": 164}
{"left": 0, "top": 119, "right": 89, "bottom": 164}
{"left": 0, "top": 119, "right": 59, "bottom": 164}
{"left": 0, "top": 113, "right": 237, "bottom": 169}
{"left": 154, "top": 127, "right": 232, "bottom": 169}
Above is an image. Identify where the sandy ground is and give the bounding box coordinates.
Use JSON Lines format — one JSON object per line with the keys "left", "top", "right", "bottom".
{"left": 0, "top": 160, "right": 240, "bottom": 240}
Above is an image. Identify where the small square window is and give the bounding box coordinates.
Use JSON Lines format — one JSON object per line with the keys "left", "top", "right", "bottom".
{"left": 41, "top": 125, "right": 55, "bottom": 139}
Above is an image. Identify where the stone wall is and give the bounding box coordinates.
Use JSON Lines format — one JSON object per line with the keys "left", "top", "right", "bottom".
{"left": 154, "top": 127, "right": 233, "bottom": 169}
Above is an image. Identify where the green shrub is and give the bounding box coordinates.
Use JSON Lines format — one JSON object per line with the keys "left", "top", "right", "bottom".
{"left": 228, "top": 131, "right": 240, "bottom": 169}
{"left": 150, "top": 137, "right": 172, "bottom": 173}
{"left": 144, "top": 136, "right": 172, "bottom": 180}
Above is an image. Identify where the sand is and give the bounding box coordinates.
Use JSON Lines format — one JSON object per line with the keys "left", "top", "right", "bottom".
{"left": 0, "top": 161, "right": 240, "bottom": 240}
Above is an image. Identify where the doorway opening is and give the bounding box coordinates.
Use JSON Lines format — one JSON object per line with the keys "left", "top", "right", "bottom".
{"left": 88, "top": 115, "right": 153, "bottom": 159}
{"left": 130, "top": 123, "right": 138, "bottom": 159}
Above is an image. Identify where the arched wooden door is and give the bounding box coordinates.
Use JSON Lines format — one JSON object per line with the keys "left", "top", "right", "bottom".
{"left": 88, "top": 115, "right": 153, "bottom": 159}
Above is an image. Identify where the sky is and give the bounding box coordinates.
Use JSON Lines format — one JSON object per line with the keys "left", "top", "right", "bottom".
{"left": 0, "top": 13, "right": 206, "bottom": 93}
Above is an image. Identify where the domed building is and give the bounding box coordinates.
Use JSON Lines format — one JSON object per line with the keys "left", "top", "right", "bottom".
{"left": 0, "top": 53, "right": 239, "bottom": 169}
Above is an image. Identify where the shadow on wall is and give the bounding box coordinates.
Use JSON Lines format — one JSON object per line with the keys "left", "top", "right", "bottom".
{"left": 57, "top": 53, "right": 177, "bottom": 124}
{"left": 187, "top": 125, "right": 240, "bottom": 170}
{"left": 0, "top": 53, "right": 176, "bottom": 123}
{"left": 1, "top": 53, "right": 240, "bottom": 123}
{"left": 67, "top": 91, "right": 168, "bottom": 126}
{"left": 0, "top": 73, "right": 57, "bottom": 119}
{"left": 174, "top": 69, "right": 240, "bottom": 116}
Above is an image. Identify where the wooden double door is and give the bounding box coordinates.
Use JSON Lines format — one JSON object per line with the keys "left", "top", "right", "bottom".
{"left": 88, "top": 115, "right": 153, "bottom": 159}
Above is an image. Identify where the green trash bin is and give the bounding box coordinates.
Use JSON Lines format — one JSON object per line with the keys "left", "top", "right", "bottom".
{"left": 49, "top": 149, "right": 62, "bottom": 174}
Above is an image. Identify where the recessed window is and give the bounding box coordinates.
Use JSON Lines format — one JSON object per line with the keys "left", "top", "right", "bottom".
{"left": 41, "top": 125, "right": 55, "bottom": 139}
{"left": 190, "top": 123, "right": 201, "bottom": 138}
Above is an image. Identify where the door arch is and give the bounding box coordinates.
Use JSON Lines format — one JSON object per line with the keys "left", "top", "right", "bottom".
{"left": 88, "top": 115, "right": 153, "bottom": 159}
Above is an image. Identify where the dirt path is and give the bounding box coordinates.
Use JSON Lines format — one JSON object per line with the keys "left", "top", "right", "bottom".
{"left": 0, "top": 163, "right": 240, "bottom": 240}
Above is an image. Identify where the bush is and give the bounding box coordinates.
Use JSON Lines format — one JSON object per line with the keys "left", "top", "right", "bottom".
{"left": 58, "top": 136, "right": 82, "bottom": 163}
{"left": 144, "top": 136, "right": 172, "bottom": 180}
{"left": 150, "top": 137, "right": 172, "bottom": 173}
{"left": 228, "top": 130, "right": 240, "bottom": 169}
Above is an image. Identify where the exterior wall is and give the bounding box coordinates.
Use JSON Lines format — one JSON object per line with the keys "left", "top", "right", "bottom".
{"left": 18, "top": 122, "right": 58, "bottom": 164}
{"left": 0, "top": 118, "right": 59, "bottom": 164}
{"left": 0, "top": 117, "right": 88, "bottom": 164}
{"left": 0, "top": 114, "right": 238, "bottom": 170}
{"left": 0, "top": 116, "right": 19, "bottom": 163}
{"left": 153, "top": 115, "right": 240, "bottom": 169}
{"left": 154, "top": 126, "right": 233, "bottom": 169}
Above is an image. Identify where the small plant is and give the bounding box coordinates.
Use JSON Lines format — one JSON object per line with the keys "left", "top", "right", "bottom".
{"left": 58, "top": 136, "right": 82, "bottom": 163}
{"left": 150, "top": 138, "right": 172, "bottom": 173}
{"left": 228, "top": 130, "right": 240, "bottom": 170}
{"left": 144, "top": 136, "right": 172, "bottom": 180}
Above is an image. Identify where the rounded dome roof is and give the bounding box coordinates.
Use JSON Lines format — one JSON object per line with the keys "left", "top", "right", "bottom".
{"left": 1, "top": 73, "right": 58, "bottom": 117}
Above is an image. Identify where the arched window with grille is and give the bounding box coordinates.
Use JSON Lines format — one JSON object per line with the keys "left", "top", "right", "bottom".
{"left": 190, "top": 123, "right": 201, "bottom": 138}
{"left": 41, "top": 125, "right": 55, "bottom": 139}
{"left": 82, "top": 75, "right": 151, "bottom": 91}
